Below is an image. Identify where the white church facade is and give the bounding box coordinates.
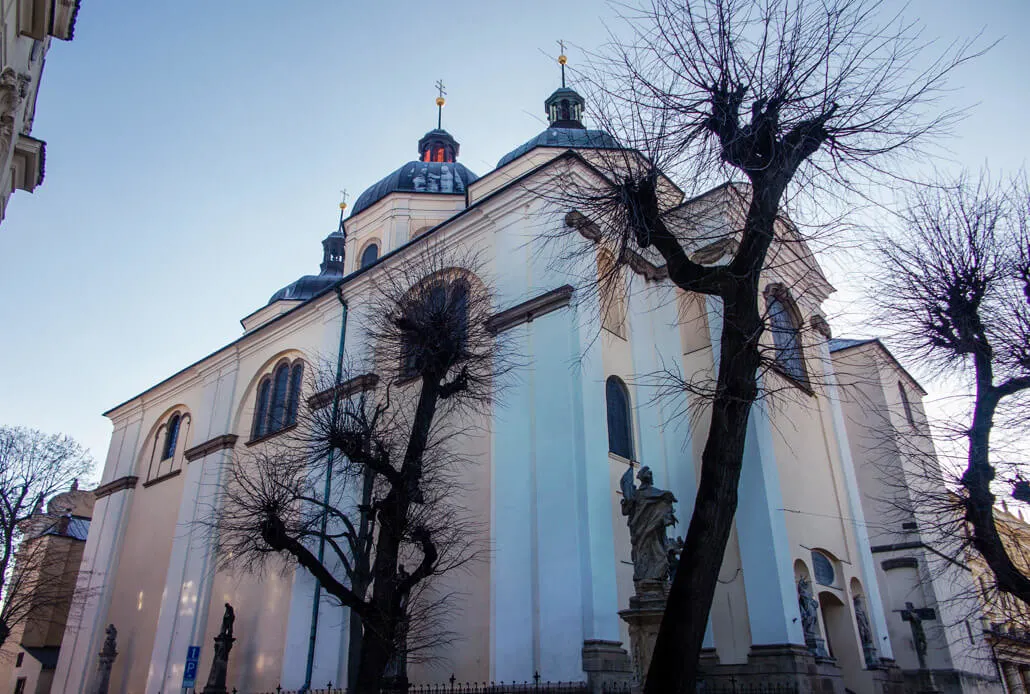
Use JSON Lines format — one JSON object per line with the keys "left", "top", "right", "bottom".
{"left": 51, "top": 75, "right": 969, "bottom": 694}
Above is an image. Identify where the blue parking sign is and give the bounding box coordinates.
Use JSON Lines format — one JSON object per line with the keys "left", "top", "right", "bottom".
{"left": 182, "top": 646, "right": 201, "bottom": 689}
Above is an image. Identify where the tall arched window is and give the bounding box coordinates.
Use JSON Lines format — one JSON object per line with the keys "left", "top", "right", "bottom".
{"left": 401, "top": 277, "right": 470, "bottom": 378}
{"left": 251, "top": 358, "right": 305, "bottom": 440}
{"left": 162, "top": 413, "right": 181, "bottom": 461}
{"left": 767, "top": 288, "right": 806, "bottom": 383}
{"left": 360, "top": 242, "right": 379, "bottom": 269}
{"left": 252, "top": 378, "right": 271, "bottom": 439}
{"left": 606, "top": 376, "right": 634, "bottom": 460}
{"left": 898, "top": 382, "right": 915, "bottom": 427}
{"left": 598, "top": 249, "right": 627, "bottom": 338}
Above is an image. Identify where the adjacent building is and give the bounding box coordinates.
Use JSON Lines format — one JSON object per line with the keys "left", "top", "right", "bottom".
{"left": 0, "top": 0, "right": 80, "bottom": 224}
{"left": 832, "top": 338, "right": 1003, "bottom": 694}
{"left": 0, "top": 483, "right": 94, "bottom": 694}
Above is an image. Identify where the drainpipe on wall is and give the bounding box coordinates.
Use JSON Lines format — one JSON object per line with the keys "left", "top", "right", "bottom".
{"left": 302, "top": 287, "right": 348, "bottom": 692}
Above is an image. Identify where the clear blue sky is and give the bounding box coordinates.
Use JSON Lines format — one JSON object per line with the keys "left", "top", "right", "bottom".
{"left": 0, "top": 1, "right": 1027, "bottom": 469}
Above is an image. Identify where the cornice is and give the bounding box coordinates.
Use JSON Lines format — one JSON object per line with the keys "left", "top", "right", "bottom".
{"left": 93, "top": 476, "right": 139, "bottom": 499}
{"left": 183, "top": 434, "right": 239, "bottom": 462}
{"left": 486, "top": 285, "right": 575, "bottom": 334}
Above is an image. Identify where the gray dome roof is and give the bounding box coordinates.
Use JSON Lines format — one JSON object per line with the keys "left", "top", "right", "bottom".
{"left": 350, "top": 160, "right": 479, "bottom": 216}
{"left": 268, "top": 273, "right": 340, "bottom": 305}
{"left": 496, "top": 127, "right": 621, "bottom": 168}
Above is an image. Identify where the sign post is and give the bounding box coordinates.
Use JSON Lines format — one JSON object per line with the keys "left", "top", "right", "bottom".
{"left": 182, "top": 646, "right": 201, "bottom": 692}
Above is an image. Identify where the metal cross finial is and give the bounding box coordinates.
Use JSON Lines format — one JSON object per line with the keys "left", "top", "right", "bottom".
{"left": 557, "top": 39, "right": 567, "bottom": 88}
{"left": 435, "top": 79, "right": 447, "bottom": 129}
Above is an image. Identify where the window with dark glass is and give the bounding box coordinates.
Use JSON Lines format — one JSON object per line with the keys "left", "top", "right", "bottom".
{"left": 768, "top": 292, "right": 806, "bottom": 382}
{"left": 360, "top": 243, "right": 379, "bottom": 269}
{"left": 286, "top": 362, "right": 304, "bottom": 426}
{"left": 606, "top": 376, "right": 634, "bottom": 460}
{"left": 161, "top": 413, "right": 181, "bottom": 461}
{"left": 252, "top": 359, "right": 304, "bottom": 440}
{"left": 812, "top": 551, "right": 835, "bottom": 586}
{"left": 899, "top": 382, "right": 915, "bottom": 427}
{"left": 253, "top": 379, "right": 271, "bottom": 439}
{"left": 401, "top": 279, "right": 469, "bottom": 378}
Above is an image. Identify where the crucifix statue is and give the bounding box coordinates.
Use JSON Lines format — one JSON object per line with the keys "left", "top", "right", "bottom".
{"left": 897, "top": 601, "right": 939, "bottom": 693}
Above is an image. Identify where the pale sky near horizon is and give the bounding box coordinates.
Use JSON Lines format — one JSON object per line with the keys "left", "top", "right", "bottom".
{"left": 0, "top": 1, "right": 1027, "bottom": 472}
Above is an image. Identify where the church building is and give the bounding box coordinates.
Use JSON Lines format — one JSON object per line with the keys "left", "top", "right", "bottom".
{"left": 53, "top": 65, "right": 930, "bottom": 694}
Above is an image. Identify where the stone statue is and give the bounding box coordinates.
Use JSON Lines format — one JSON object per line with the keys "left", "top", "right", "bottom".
{"left": 898, "top": 602, "right": 939, "bottom": 693}
{"left": 202, "top": 604, "right": 236, "bottom": 694}
{"left": 219, "top": 602, "right": 235, "bottom": 638}
{"left": 796, "top": 576, "right": 827, "bottom": 657}
{"left": 620, "top": 466, "right": 678, "bottom": 585}
{"left": 92, "top": 624, "right": 117, "bottom": 694}
{"left": 853, "top": 595, "right": 879, "bottom": 668}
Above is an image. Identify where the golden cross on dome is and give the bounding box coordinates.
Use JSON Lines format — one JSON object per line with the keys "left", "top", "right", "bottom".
{"left": 339, "top": 189, "right": 348, "bottom": 210}
{"left": 434, "top": 79, "right": 447, "bottom": 129}
{"left": 557, "top": 40, "right": 568, "bottom": 88}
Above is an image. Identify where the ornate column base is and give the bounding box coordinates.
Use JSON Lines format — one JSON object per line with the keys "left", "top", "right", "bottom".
{"left": 618, "top": 582, "right": 669, "bottom": 692}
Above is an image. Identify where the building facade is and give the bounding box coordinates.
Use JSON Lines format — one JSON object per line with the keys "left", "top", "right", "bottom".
{"left": 0, "top": 484, "right": 94, "bottom": 694}
{"left": 0, "top": 0, "right": 79, "bottom": 224}
{"left": 55, "top": 78, "right": 903, "bottom": 694}
{"left": 832, "top": 338, "right": 1003, "bottom": 694}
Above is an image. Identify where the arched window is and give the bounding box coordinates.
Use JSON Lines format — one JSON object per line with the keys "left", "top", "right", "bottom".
{"left": 360, "top": 242, "right": 379, "bottom": 269}
{"left": 598, "top": 249, "right": 627, "bottom": 338}
{"left": 146, "top": 410, "right": 191, "bottom": 483}
{"left": 252, "top": 378, "right": 271, "bottom": 439}
{"left": 286, "top": 362, "right": 304, "bottom": 426}
{"left": 400, "top": 277, "right": 470, "bottom": 378}
{"left": 161, "top": 413, "right": 181, "bottom": 461}
{"left": 811, "top": 550, "right": 835, "bottom": 586}
{"left": 767, "top": 288, "right": 806, "bottom": 382}
{"left": 606, "top": 376, "right": 634, "bottom": 460}
{"left": 251, "top": 358, "right": 305, "bottom": 440}
{"left": 898, "top": 382, "right": 915, "bottom": 427}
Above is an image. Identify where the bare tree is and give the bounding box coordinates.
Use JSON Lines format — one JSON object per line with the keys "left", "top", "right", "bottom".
{"left": 212, "top": 249, "right": 506, "bottom": 694}
{"left": 874, "top": 170, "right": 1030, "bottom": 607}
{"left": 0, "top": 426, "right": 94, "bottom": 649}
{"left": 544, "top": 1, "right": 980, "bottom": 690}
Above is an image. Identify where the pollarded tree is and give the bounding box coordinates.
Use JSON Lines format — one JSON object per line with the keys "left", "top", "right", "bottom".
{"left": 548, "top": 1, "right": 980, "bottom": 690}
{"left": 213, "top": 249, "right": 506, "bottom": 694}
{"left": 875, "top": 171, "right": 1030, "bottom": 607}
{"left": 0, "top": 427, "right": 94, "bottom": 649}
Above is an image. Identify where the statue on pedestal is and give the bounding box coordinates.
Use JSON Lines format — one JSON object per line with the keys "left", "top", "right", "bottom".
{"left": 92, "top": 624, "right": 117, "bottom": 694}
{"left": 619, "top": 466, "right": 680, "bottom": 588}
{"left": 853, "top": 595, "right": 880, "bottom": 668}
{"left": 796, "top": 576, "right": 828, "bottom": 657}
{"left": 202, "top": 603, "right": 236, "bottom": 694}
{"left": 618, "top": 466, "right": 681, "bottom": 690}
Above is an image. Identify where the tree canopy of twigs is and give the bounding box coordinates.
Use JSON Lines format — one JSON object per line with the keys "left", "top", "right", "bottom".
{"left": 545, "top": 1, "right": 979, "bottom": 691}
{"left": 874, "top": 170, "right": 1030, "bottom": 608}
{"left": 212, "top": 249, "right": 507, "bottom": 694}
{"left": 0, "top": 426, "right": 94, "bottom": 649}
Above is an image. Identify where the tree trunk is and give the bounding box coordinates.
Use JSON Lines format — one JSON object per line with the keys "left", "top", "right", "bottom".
{"left": 644, "top": 279, "right": 763, "bottom": 694}
{"left": 353, "top": 613, "right": 395, "bottom": 694}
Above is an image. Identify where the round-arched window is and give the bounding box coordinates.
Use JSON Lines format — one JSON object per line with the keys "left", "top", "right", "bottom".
{"left": 812, "top": 551, "right": 835, "bottom": 586}
{"left": 360, "top": 243, "right": 380, "bottom": 269}
{"left": 606, "top": 376, "right": 634, "bottom": 460}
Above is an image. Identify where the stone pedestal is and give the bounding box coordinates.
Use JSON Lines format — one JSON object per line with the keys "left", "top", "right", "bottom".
{"left": 698, "top": 644, "right": 846, "bottom": 694}
{"left": 201, "top": 633, "right": 235, "bottom": 694}
{"left": 618, "top": 581, "right": 669, "bottom": 691}
{"left": 582, "top": 640, "right": 634, "bottom": 694}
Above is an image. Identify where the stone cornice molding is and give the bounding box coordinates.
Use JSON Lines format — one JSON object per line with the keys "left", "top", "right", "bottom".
{"left": 486, "top": 285, "right": 575, "bottom": 334}
{"left": 183, "top": 434, "right": 239, "bottom": 462}
{"left": 564, "top": 211, "right": 668, "bottom": 282}
{"left": 307, "top": 374, "right": 380, "bottom": 410}
{"left": 93, "top": 476, "right": 139, "bottom": 500}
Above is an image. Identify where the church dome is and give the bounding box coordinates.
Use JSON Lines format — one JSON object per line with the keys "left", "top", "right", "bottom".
{"left": 496, "top": 83, "right": 620, "bottom": 168}
{"left": 350, "top": 128, "right": 479, "bottom": 216}
{"left": 267, "top": 227, "right": 345, "bottom": 305}
{"left": 496, "top": 127, "right": 620, "bottom": 169}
